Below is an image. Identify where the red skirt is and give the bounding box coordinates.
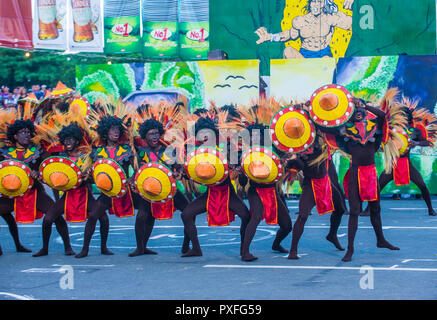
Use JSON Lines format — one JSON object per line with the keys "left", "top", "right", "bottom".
{"left": 151, "top": 199, "right": 175, "bottom": 220}
{"left": 14, "top": 187, "right": 43, "bottom": 223}
{"left": 358, "top": 164, "right": 378, "bottom": 201}
{"left": 206, "top": 184, "right": 235, "bottom": 227}
{"left": 394, "top": 157, "right": 410, "bottom": 186}
{"left": 64, "top": 185, "right": 88, "bottom": 223}
{"left": 311, "top": 174, "right": 335, "bottom": 215}
{"left": 255, "top": 187, "right": 278, "bottom": 225}
{"left": 109, "top": 188, "right": 135, "bottom": 218}
{"left": 343, "top": 164, "right": 378, "bottom": 202}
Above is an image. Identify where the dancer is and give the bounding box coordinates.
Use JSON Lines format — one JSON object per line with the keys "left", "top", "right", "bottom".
{"left": 0, "top": 105, "right": 73, "bottom": 255}
{"left": 237, "top": 101, "right": 292, "bottom": 261}
{"left": 32, "top": 111, "right": 106, "bottom": 256}
{"left": 337, "top": 96, "right": 400, "bottom": 262}
{"left": 129, "top": 103, "right": 191, "bottom": 256}
{"left": 286, "top": 131, "right": 346, "bottom": 259}
{"left": 362, "top": 95, "right": 437, "bottom": 216}
{"left": 181, "top": 116, "right": 250, "bottom": 257}
{"left": 75, "top": 100, "right": 135, "bottom": 258}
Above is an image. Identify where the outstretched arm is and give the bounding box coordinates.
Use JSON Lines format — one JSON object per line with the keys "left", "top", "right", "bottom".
{"left": 330, "top": 11, "right": 353, "bottom": 30}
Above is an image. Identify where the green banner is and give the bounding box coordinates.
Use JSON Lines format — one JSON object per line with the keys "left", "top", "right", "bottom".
{"left": 142, "top": 21, "right": 179, "bottom": 59}
{"left": 104, "top": 16, "right": 141, "bottom": 55}
{"left": 179, "top": 21, "right": 210, "bottom": 60}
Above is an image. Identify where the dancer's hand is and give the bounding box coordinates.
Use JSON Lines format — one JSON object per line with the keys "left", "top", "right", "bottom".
{"left": 30, "top": 170, "right": 40, "bottom": 181}
{"left": 343, "top": 0, "right": 354, "bottom": 10}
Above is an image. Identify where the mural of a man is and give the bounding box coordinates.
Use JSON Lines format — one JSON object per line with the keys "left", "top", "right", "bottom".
{"left": 255, "top": 0, "right": 354, "bottom": 58}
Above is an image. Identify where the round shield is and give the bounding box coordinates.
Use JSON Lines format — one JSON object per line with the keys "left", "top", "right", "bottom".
{"left": 309, "top": 84, "right": 355, "bottom": 128}
{"left": 70, "top": 97, "right": 90, "bottom": 119}
{"left": 135, "top": 162, "right": 177, "bottom": 202}
{"left": 185, "top": 147, "right": 229, "bottom": 186}
{"left": 241, "top": 146, "right": 283, "bottom": 184}
{"left": 270, "top": 106, "right": 316, "bottom": 153}
{"left": 39, "top": 156, "right": 82, "bottom": 191}
{"left": 0, "top": 160, "right": 33, "bottom": 197}
{"left": 392, "top": 128, "right": 412, "bottom": 156}
{"left": 93, "top": 158, "right": 128, "bottom": 198}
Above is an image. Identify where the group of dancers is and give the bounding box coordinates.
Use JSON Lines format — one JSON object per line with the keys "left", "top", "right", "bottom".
{"left": 0, "top": 82, "right": 435, "bottom": 262}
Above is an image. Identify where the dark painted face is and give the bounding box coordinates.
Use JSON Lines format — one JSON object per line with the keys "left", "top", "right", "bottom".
{"left": 196, "top": 128, "right": 217, "bottom": 146}
{"left": 145, "top": 128, "right": 161, "bottom": 149}
{"left": 63, "top": 137, "right": 79, "bottom": 152}
{"left": 353, "top": 107, "right": 367, "bottom": 122}
{"left": 107, "top": 125, "right": 120, "bottom": 143}
{"left": 14, "top": 128, "right": 32, "bottom": 147}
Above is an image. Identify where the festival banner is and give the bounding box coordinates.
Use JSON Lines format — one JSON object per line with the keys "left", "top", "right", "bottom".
{"left": 68, "top": 0, "right": 103, "bottom": 52}
{"left": 210, "top": 0, "right": 437, "bottom": 76}
{"left": 32, "top": 0, "right": 68, "bottom": 50}
{"left": 0, "top": 0, "right": 33, "bottom": 50}
{"left": 142, "top": 0, "right": 179, "bottom": 59}
{"left": 178, "top": 0, "right": 210, "bottom": 60}
{"left": 104, "top": 0, "right": 141, "bottom": 55}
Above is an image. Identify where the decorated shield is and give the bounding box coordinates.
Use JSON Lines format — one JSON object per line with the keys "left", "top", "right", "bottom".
{"left": 0, "top": 160, "right": 34, "bottom": 197}
{"left": 70, "top": 97, "right": 91, "bottom": 119}
{"left": 39, "top": 156, "right": 83, "bottom": 191}
{"left": 309, "top": 84, "right": 355, "bottom": 128}
{"left": 185, "top": 147, "right": 229, "bottom": 186}
{"left": 270, "top": 106, "right": 316, "bottom": 153}
{"left": 135, "top": 162, "right": 177, "bottom": 202}
{"left": 241, "top": 146, "right": 283, "bottom": 184}
{"left": 93, "top": 158, "right": 128, "bottom": 198}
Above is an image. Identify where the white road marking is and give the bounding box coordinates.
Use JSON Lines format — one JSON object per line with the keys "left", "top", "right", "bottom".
{"left": 0, "top": 292, "right": 35, "bottom": 300}
{"left": 203, "top": 264, "right": 437, "bottom": 272}
{"left": 389, "top": 208, "right": 427, "bottom": 210}
{"left": 401, "top": 259, "right": 437, "bottom": 263}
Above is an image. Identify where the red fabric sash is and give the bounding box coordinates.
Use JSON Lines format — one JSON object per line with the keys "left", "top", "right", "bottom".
{"left": 64, "top": 186, "right": 88, "bottom": 223}
{"left": 14, "top": 188, "right": 43, "bottom": 223}
{"left": 394, "top": 157, "right": 410, "bottom": 186}
{"left": 343, "top": 168, "right": 350, "bottom": 199}
{"left": 358, "top": 164, "right": 378, "bottom": 202}
{"left": 109, "top": 188, "right": 135, "bottom": 218}
{"left": 151, "top": 199, "right": 175, "bottom": 220}
{"left": 206, "top": 184, "right": 235, "bottom": 226}
{"left": 311, "top": 174, "right": 335, "bottom": 215}
{"left": 255, "top": 187, "right": 278, "bottom": 225}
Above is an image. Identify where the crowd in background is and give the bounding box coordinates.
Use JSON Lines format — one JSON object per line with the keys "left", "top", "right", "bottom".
{"left": 0, "top": 84, "right": 50, "bottom": 108}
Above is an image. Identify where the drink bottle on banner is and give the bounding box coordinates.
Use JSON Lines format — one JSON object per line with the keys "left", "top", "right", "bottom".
{"left": 38, "top": 0, "right": 59, "bottom": 40}
{"left": 72, "top": 0, "right": 94, "bottom": 42}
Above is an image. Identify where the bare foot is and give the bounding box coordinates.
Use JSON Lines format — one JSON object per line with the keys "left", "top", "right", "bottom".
{"left": 341, "top": 249, "right": 354, "bottom": 262}
{"left": 16, "top": 245, "right": 32, "bottom": 253}
{"left": 75, "top": 250, "right": 88, "bottom": 258}
{"left": 377, "top": 241, "right": 399, "bottom": 250}
{"left": 144, "top": 248, "right": 157, "bottom": 255}
{"left": 181, "top": 248, "right": 202, "bottom": 257}
{"left": 32, "top": 248, "right": 48, "bottom": 257}
{"left": 128, "top": 248, "right": 144, "bottom": 257}
{"left": 272, "top": 243, "right": 289, "bottom": 253}
{"left": 287, "top": 250, "right": 299, "bottom": 260}
{"left": 241, "top": 253, "right": 258, "bottom": 262}
{"left": 326, "top": 234, "right": 345, "bottom": 251}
